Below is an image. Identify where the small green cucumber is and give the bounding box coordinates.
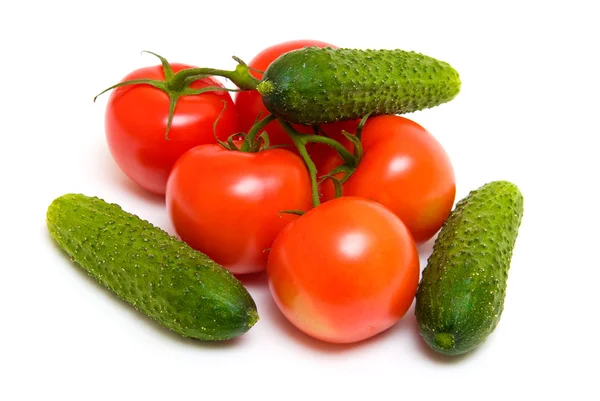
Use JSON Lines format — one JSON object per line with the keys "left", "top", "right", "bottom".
{"left": 47, "top": 194, "right": 258, "bottom": 340}
{"left": 256, "top": 47, "right": 461, "bottom": 125}
{"left": 415, "top": 181, "right": 523, "bottom": 355}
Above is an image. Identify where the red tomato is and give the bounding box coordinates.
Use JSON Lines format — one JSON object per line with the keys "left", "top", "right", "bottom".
{"left": 235, "top": 40, "right": 353, "bottom": 150}
{"left": 267, "top": 197, "right": 419, "bottom": 343}
{"left": 319, "top": 115, "right": 455, "bottom": 244}
{"left": 166, "top": 144, "right": 312, "bottom": 275}
{"left": 105, "top": 63, "right": 238, "bottom": 195}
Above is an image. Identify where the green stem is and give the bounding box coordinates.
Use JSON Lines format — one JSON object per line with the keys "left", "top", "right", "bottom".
{"left": 302, "top": 134, "right": 357, "bottom": 167}
{"left": 241, "top": 114, "right": 276, "bottom": 152}
{"left": 279, "top": 121, "right": 321, "bottom": 207}
{"left": 296, "top": 142, "right": 322, "bottom": 208}
{"left": 169, "top": 61, "right": 260, "bottom": 92}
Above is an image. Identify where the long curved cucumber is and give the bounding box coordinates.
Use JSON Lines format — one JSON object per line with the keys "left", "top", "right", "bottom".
{"left": 47, "top": 194, "right": 258, "bottom": 340}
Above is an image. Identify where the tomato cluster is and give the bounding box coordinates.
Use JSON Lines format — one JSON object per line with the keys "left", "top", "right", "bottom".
{"left": 100, "top": 40, "right": 455, "bottom": 344}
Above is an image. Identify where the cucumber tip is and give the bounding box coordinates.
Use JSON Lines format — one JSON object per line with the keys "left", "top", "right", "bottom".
{"left": 433, "top": 332, "right": 456, "bottom": 351}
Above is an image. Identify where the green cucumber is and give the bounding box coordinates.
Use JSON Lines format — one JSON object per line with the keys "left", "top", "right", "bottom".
{"left": 256, "top": 47, "right": 461, "bottom": 125}
{"left": 47, "top": 194, "right": 258, "bottom": 340}
{"left": 415, "top": 181, "right": 523, "bottom": 355}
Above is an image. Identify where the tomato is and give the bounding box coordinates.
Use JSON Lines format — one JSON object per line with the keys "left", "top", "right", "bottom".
{"left": 318, "top": 115, "right": 455, "bottom": 244}
{"left": 105, "top": 63, "right": 238, "bottom": 195}
{"left": 235, "top": 40, "right": 353, "bottom": 151}
{"left": 267, "top": 197, "right": 419, "bottom": 343}
{"left": 166, "top": 144, "right": 312, "bottom": 275}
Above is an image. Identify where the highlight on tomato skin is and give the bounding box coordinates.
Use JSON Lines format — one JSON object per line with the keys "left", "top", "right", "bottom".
{"left": 266, "top": 197, "right": 420, "bottom": 344}
{"left": 317, "top": 115, "right": 456, "bottom": 244}
{"left": 166, "top": 143, "right": 313, "bottom": 275}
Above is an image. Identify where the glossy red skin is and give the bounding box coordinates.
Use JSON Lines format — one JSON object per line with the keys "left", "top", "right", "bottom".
{"left": 319, "top": 115, "right": 456, "bottom": 244}
{"left": 235, "top": 40, "right": 354, "bottom": 152}
{"left": 267, "top": 197, "right": 420, "bottom": 344}
{"left": 105, "top": 63, "right": 238, "bottom": 195}
{"left": 166, "top": 144, "right": 312, "bottom": 275}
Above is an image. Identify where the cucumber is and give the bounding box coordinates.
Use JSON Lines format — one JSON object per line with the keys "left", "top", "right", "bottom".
{"left": 256, "top": 47, "right": 461, "bottom": 125}
{"left": 415, "top": 181, "right": 523, "bottom": 355}
{"left": 47, "top": 194, "right": 258, "bottom": 340}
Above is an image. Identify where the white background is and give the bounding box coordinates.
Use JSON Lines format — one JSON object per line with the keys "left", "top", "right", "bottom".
{"left": 1, "top": 0, "right": 598, "bottom": 399}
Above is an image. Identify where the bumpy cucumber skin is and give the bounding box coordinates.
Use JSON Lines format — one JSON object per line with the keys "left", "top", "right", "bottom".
{"left": 257, "top": 47, "right": 461, "bottom": 125}
{"left": 415, "top": 181, "right": 523, "bottom": 356}
{"left": 46, "top": 194, "right": 258, "bottom": 341}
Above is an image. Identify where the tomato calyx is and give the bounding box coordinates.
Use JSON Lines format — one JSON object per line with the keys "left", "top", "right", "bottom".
{"left": 94, "top": 51, "right": 260, "bottom": 139}
{"left": 239, "top": 114, "right": 278, "bottom": 152}
{"left": 319, "top": 164, "right": 354, "bottom": 198}
{"left": 212, "top": 113, "right": 282, "bottom": 154}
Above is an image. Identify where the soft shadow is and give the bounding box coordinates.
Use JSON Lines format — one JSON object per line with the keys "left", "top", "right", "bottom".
{"left": 236, "top": 271, "right": 269, "bottom": 290}
{"left": 417, "top": 235, "right": 436, "bottom": 271}
{"left": 45, "top": 228, "right": 250, "bottom": 349}
{"left": 417, "top": 236, "right": 435, "bottom": 258}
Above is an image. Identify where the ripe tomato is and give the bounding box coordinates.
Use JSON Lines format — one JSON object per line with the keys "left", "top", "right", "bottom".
{"left": 267, "top": 197, "right": 419, "bottom": 343}
{"left": 166, "top": 144, "right": 312, "bottom": 275}
{"left": 319, "top": 115, "right": 455, "bottom": 244}
{"left": 105, "top": 63, "right": 238, "bottom": 195}
{"left": 235, "top": 40, "right": 353, "bottom": 150}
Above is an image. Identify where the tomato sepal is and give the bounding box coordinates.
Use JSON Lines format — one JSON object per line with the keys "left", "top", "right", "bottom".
{"left": 96, "top": 51, "right": 259, "bottom": 139}
{"left": 277, "top": 210, "right": 306, "bottom": 217}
